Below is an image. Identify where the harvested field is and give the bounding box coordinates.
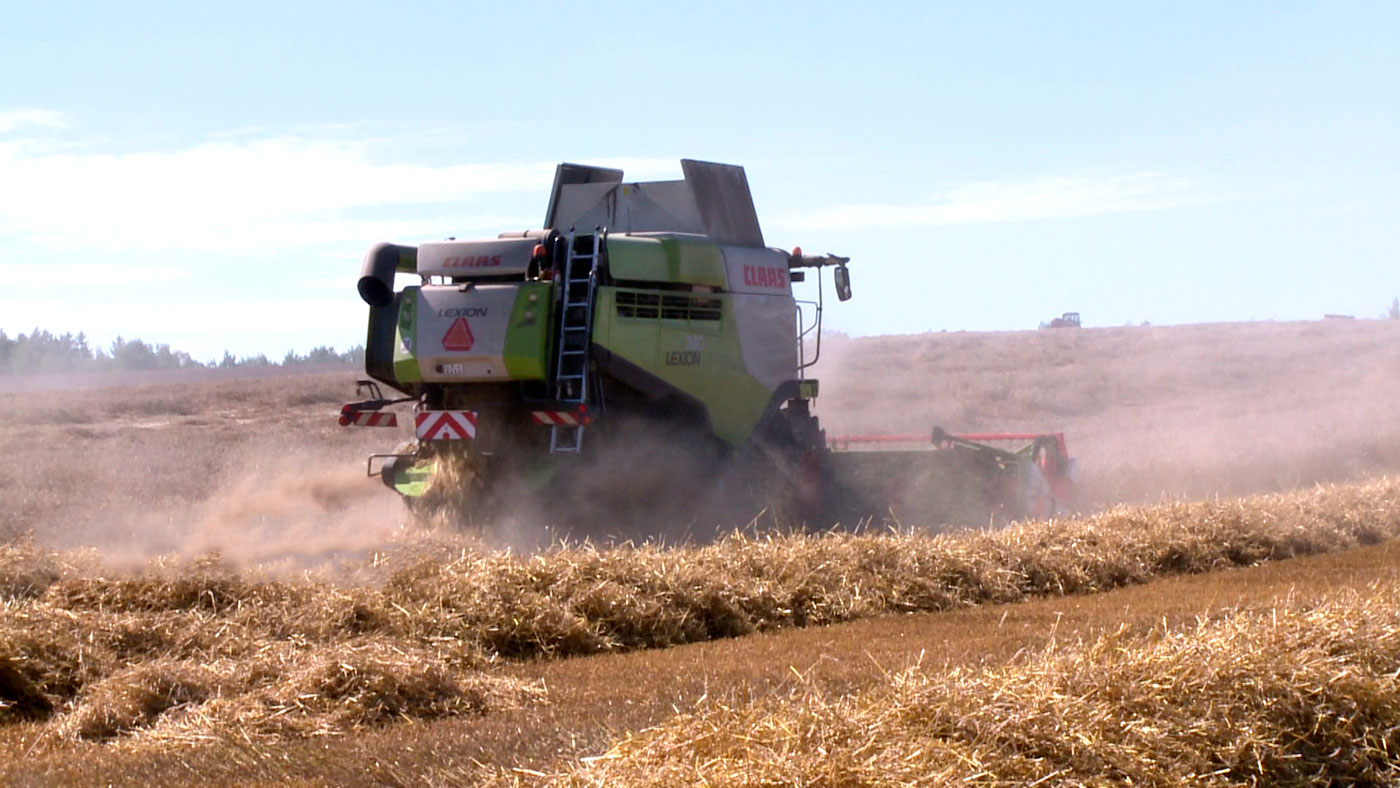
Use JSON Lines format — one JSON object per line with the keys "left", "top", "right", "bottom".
{"left": 4, "top": 320, "right": 1399, "bottom": 549}
{"left": 0, "top": 547, "right": 544, "bottom": 744}
{"left": 0, "top": 371, "right": 397, "bottom": 562}
{"left": 3, "top": 479, "right": 1398, "bottom": 765}
{"left": 2, "top": 319, "right": 1399, "bottom": 785}
{"left": 4, "top": 524, "right": 1399, "bottom": 785}
{"left": 815, "top": 319, "right": 1400, "bottom": 508}
{"left": 563, "top": 579, "right": 1400, "bottom": 787}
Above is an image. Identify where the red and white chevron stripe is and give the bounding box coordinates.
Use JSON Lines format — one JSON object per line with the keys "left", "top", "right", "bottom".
{"left": 349, "top": 411, "right": 397, "bottom": 427}
{"left": 339, "top": 405, "right": 399, "bottom": 427}
{"left": 415, "top": 410, "right": 478, "bottom": 441}
{"left": 531, "top": 410, "right": 581, "bottom": 426}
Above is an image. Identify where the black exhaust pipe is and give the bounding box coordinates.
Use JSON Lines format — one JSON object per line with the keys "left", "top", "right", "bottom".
{"left": 358, "top": 243, "right": 416, "bottom": 308}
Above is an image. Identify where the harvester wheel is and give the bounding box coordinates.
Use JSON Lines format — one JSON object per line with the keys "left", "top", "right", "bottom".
{"left": 735, "top": 406, "right": 837, "bottom": 529}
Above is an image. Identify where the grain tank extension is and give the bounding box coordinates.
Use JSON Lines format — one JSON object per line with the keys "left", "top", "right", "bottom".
{"left": 341, "top": 160, "right": 1076, "bottom": 528}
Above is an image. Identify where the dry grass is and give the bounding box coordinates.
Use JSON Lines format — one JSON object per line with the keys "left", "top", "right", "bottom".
{"left": 3, "top": 477, "right": 1397, "bottom": 753}
{"left": 1, "top": 537, "right": 1395, "bottom": 787}
{"left": 82, "top": 641, "right": 542, "bottom": 745}
{"left": 0, "top": 554, "right": 541, "bottom": 743}
{"left": 563, "top": 580, "right": 1400, "bottom": 786}
{"left": 378, "top": 477, "right": 1400, "bottom": 659}
{"left": 0, "top": 540, "right": 62, "bottom": 599}
{"left": 2, "top": 319, "right": 1400, "bottom": 783}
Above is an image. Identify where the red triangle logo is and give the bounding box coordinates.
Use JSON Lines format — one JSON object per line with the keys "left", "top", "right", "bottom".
{"left": 442, "top": 317, "right": 475, "bottom": 352}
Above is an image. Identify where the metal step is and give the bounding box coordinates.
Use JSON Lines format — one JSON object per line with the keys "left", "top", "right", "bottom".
{"left": 549, "top": 424, "right": 585, "bottom": 453}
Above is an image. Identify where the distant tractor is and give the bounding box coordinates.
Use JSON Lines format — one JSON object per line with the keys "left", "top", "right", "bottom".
{"left": 1047, "top": 312, "right": 1081, "bottom": 329}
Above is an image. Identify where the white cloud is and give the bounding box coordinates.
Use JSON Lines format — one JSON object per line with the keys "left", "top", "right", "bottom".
{"left": 0, "top": 109, "right": 67, "bottom": 133}
{"left": 0, "top": 117, "right": 692, "bottom": 354}
{"left": 0, "top": 296, "right": 362, "bottom": 343}
{"left": 769, "top": 171, "right": 1221, "bottom": 231}
{"left": 0, "top": 118, "right": 677, "bottom": 255}
{"left": 0, "top": 262, "right": 189, "bottom": 287}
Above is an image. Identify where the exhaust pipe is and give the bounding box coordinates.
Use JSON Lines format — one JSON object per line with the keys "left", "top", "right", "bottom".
{"left": 358, "top": 243, "right": 417, "bottom": 308}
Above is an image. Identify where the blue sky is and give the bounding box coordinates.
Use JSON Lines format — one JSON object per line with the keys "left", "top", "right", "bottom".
{"left": 2, "top": 1, "right": 1396, "bottom": 360}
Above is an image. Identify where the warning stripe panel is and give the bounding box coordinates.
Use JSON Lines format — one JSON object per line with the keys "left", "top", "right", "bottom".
{"left": 530, "top": 410, "right": 579, "bottom": 426}
{"left": 415, "top": 410, "right": 479, "bottom": 441}
{"left": 351, "top": 411, "right": 398, "bottom": 427}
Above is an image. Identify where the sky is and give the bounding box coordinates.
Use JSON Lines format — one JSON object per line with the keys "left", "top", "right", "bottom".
{"left": 1, "top": 0, "right": 1396, "bottom": 361}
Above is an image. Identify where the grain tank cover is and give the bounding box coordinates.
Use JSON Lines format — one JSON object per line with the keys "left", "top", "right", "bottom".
{"left": 417, "top": 236, "right": 538, "bottom": 278}
{"left": 544, "top": 159, "right": 765, "bottom": 247}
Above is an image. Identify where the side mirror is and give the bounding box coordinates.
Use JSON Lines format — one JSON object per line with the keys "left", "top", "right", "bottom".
{"left": 833, "top": 263, "right": 852, "bottom": 302}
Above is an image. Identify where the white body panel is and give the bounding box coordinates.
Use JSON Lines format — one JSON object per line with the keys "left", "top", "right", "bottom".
{"left": 731, "top": 293, "right": 799, "bottom": 391}
{"left": 721, "top": 245, "right": 792, "bottom": 296}
{"left": 414, "top": 285, "right": 515, "bottom": 381}
{"left": 417, "top": 237, "right": 537, "bottom": 278}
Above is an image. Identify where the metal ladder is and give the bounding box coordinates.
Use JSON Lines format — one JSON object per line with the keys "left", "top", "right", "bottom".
{"left": 549, "top": 232, "right": 601, "bottom": 453}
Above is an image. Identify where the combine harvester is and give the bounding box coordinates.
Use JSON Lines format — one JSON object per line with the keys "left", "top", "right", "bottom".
{"left": 341, "top": 160, "right": 1075, "bottom": 532}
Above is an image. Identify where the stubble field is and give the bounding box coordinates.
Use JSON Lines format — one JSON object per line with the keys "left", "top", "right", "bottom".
{"left": 2, "top": 318, "right": 1398, "bottom": 786}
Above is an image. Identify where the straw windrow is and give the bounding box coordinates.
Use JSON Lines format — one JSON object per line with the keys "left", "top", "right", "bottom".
{"left": 1, "top": 477, "right": 1397, "bottom": 745}
{"left": 562, "top": 582, "right": 1400, "bottom": 786}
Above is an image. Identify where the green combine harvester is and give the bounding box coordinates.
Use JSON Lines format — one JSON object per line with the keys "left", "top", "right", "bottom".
{"left": 341, "top": 159, "right": 1076, "bottom": 532}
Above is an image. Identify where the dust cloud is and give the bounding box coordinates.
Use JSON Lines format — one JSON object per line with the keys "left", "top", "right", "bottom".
{"left": 7, "top": 320, "right": 1399, "bottom": 570}
{"left": 439, "top": 417, "right": 782, "bottom": 551}
{"left": 175, "top": 452, "right": 409, "bottom": 571}
{"left": 41, "top": 447, "right": 412, "bottom": 574}
{"left": 810, "top": 320, "right": 1400, "bottom": 508}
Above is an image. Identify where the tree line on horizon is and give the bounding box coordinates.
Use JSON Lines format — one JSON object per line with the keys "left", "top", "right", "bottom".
{"left": 0, "top": 328, "right": 363, "bottom": 376}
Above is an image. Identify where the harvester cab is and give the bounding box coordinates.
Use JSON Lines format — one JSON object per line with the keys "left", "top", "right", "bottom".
{"left": 340, "top": 159, "right": 1075, "bottom": 529}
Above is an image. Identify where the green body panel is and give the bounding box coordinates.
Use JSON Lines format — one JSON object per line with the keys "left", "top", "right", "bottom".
{"left": 593, "top": 286, "right": 773, "bottom": 447}
{"left": 393, "top": 285, "right": 422, "bottom": 384}
{"left": 606, "top": 236, "right": 728, "bottom": 288}
{"left": 502, "top": 282, "right": 554, "bottom": 380}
